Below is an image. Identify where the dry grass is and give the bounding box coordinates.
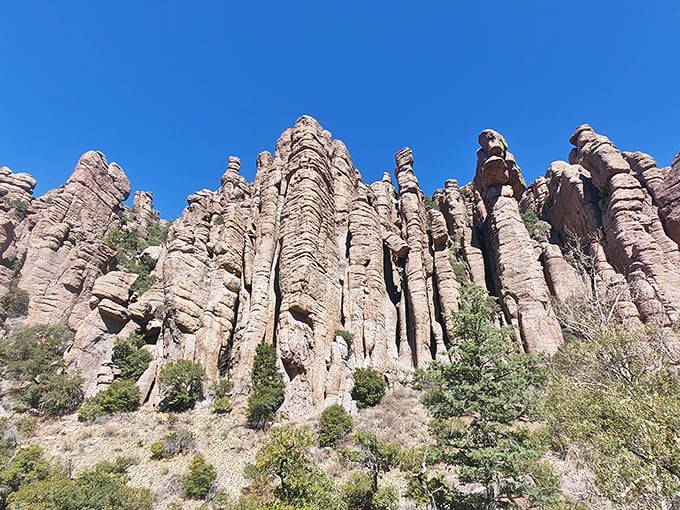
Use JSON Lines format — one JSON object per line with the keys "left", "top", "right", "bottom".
{"left": 31, "top": 405, "right": 258, "bottom": 509}
{"left": 20, "top": 384, "right": 429, "bottom": 509}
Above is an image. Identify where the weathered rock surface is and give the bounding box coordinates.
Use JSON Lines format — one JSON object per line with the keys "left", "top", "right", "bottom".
{"left": 4, "top": 118, "right": 680, "bottom": 418}
{"left": 474, "top": 130, "right": 563, "bottom": 354}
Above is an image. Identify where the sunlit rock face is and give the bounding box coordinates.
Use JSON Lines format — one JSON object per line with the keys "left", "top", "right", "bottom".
{"left": 5, "top": 117, "right": 680, "bottom": 417}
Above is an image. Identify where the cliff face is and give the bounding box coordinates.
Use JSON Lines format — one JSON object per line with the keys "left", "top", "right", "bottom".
{"left": 2, "top": 117, "right": 679, "bottom": 416}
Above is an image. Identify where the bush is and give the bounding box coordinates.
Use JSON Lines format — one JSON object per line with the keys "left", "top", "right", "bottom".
{"left": 183, "top": 454, "right": 217, "bottom": 500}
{"left": 372, "top": 485, "right": 398, "bottom": 510}
{"left": 341, "top": 471, "right": 374, "bottom": 510}
{"left": 0, "top": 325, "right": 68, "bottom": 381}
{"left": 5, "top": 454, "right": 152, "bottom": 509}
{"left": 22, "top": 373, "right": 84, "bottom": 416}
{"left": 158, "top": 360, "right": 205, "bottom": 412}
{"left": 213, "top": 397, "right": 233, "bottom": 414}
{"left": 246, "top": 343, "right": 285, "bottom": 429}
{"left": 149, "top": 441, "right": 165, "bottom": 460}
{"left": 78, "top": 379, "right": 140, "bottom": 421}
{"left": 149, "top": 428, "right": 196, "bottom": 459}
{"left": 1, "top": 285, "right": 29, "bottom": 318}
{"left": 318, "top": 404, "right": 352, "bottom": 447}
{"left": 112, "top": 334, "right": 152, "bottom": 381}
{"left": 352, "top": 368, "right": 387, "bottom": 408}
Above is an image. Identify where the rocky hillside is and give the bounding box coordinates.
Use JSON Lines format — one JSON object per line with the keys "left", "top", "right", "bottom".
{"left": 1, "top": 116, "right": 679, "bottom": 419}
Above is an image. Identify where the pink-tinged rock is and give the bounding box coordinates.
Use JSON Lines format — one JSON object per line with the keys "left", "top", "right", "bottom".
{"left": 395, "top": 147, "right": 436, "bottom": 366}
{"left": 19, "top": 151, "right": 130, "bottom": 326}
{"left": 568, "top": 124, "right": 631, "bottom": 193}
{"left": 626, "top": 151, "right": 680, "bottom": 247}
{"left": 91, "top": 271, "right": 137, "bottom": 305}
{"left": 475, "top": 130, "right": 563, "bottom": 354}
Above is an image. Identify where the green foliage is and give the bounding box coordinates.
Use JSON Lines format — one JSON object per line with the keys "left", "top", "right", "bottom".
{"left": 0, "top": 445, "right": 57, "bottom": 500}
{"left": 351, "top": 368, "right": 386, "bottom": 408}
{"left": 78, "top": 379, "right": 140, "bottom": 421}
{"left": 0, "top": 325, "right": 67, "bottom": 380}
{"left": 244, "top": 424, "right": 345, "bottom": 509}
{"left": 4, "top": 452, "right": 152, "bottom": 510}
{"left": 131, "top": 254, "right": 157, "bottom": 295}
{"left": 333, "top": 329, "right": 354, "bottom": 344}
{"left": 149, "top": 441, "right": 165, "bottom": 460}
{"left": 521, "top": 208, "right": 551, "bottom": 241}
{"left": 183, "top": 454, "right": 217, "bottom": 500}
{"left": 318, "top": 404, "right": 352, "bottom": 447}
{"left": 341, "top": 471, "right": 374, "bottom": 510}
{"left": 421, "top": 282, "right": 562, "bottom": 509}
{"left": 146, "top": 222, "right": 170, "bottom": 246}
{"left": 544, "top": 325, "right": 680, "bottom": 509}
{"left": 422, "top": 195, "right": 438, "bottom": 210}
{"left": 340, "top": 432, "right": 400, "bottom": 494}
{"left": 213, "top": 397, "right": 233, "bottom": 414}
{"left": 0, "top": 325, "right": 84, "bottom": 416}
{"left": 371, "top": 485, "right": 398, "bottom": 510}
{"left": 0, "top": 284, "right": 29, "bottom": 318}
{"left": 246, "top": 343, "right": 284, "bottom": 429}
{"left": 149, "top": 428, "right": 196, "bottom": 459}
{"left": 22, "top": 372, "right": 84, "bottom": 416}
{"left": 158, "top": 359, "right": 205, "bottom": 412}
{"left": 104, "top": 225, "right": 162, "bottom": 296}
{"left": 112, "top": 334, "right": 152, "bottom": 381}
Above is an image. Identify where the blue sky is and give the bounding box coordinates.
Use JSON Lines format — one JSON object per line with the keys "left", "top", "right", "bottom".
{"left": 1, "top": 1, "right": 678, "bottom": 219}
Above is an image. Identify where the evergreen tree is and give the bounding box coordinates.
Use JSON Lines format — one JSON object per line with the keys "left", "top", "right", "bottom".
{"left": 247, "top": 343, "right": 285, "bottom": 429}
{"left": 420, "top": 283, "right": 562, "bottom": 509}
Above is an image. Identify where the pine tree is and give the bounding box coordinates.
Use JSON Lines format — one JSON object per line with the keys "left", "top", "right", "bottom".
{"left": 247, "top": 343, "right": 285, "bottom": 429}
{"left": 420, "top": 283, "right": 562, "bottom": 509}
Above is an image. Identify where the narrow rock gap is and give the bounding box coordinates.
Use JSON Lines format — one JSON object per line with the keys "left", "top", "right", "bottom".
{"left": 430, "top": 263, "right": 448, "bottom": 352}
{"left": 271, "top": 256, "right": 282, "bottom": 347}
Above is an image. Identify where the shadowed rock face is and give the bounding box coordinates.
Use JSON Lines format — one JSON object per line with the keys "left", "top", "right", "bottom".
{"left": 473, "top": 130, "right": 563, "bottom": 354}
{"left": 4, "top": 117, "right": 680, "bottom": 416}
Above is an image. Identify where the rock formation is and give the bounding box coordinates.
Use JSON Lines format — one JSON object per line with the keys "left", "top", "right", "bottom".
{"left": 473, "top": 129, "right": 563, "bottom": 354}
{"left": 2, "top": 117, "right": 680, "bottom": 417}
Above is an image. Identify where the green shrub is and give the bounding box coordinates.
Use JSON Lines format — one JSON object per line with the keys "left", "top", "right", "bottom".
{"left": 521, "top": 208, "right": 551, "bottom": 241}
{"left": 183, "top": 454, "right": 217, "bottom": 500}
{"left": 1, "top": 285, "right": 29, "bottom": 318}
{"left": 246, "top": 343, "right": 285, "bottom": 429}
{"left": 372, "top": 485, "right": 398, "bottom": 510}
{"left": 5, "top": 455, "right": 152, "bottom": 509}
{"left": 423, "top": 195, "right": 438, "bottom": 210}
{"left": 146, "top": 222, "right": 171, "bottom": 246}
{"left": 104, "top": 224, "right": 164, "bottom": 296}
{"left": 149, "top": 428, "right": 196, "bottom": 459}
{"left": 112, "top": 334, "right": 152, "bottom": 381}
{"left": 318, "top": 404, "right": 352, "bottom": 447}
{"left": 22, "top": 373, "right": 84, "bottom": 416}
{"left": 334, "top": 329, "right": 354, "bottom": 344}
{"left": 0, "top": 325, "right": 67, "bottom": 381}
{"left": 213, "top": 397, "right": 233, "bottom": 414}
{"left": 0, "top": 445, "right": 58, "bottom": 497}
{"left": 352, "top": 368, "right": 387, "bottom": 408}
{"left": 149, "top": 441, "right": 165, "bottom": 460}
{"left": 341, "top": 471, "right": 374, "bottom": 510}
{"left": 211, "top": 377, "right": 233, "bottom": 398}
{"left": 0, "top": 325, "right": 83, "bottom": 416}
{"left": 158, "top": 360, "right": 205, "bottom": 412}
{"left": 78, "top": 379, "right": 140, "bottom": 421}
{"left": 131, "top": 254, "right": 157, "bottom": 295}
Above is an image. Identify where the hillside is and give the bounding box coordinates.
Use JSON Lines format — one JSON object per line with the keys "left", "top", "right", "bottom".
{"left": 1, "top": 117, "right": 680, "bottom": 509}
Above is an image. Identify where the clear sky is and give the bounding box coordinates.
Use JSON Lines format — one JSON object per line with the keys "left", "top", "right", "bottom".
{"left": 1, "top": 1, "right": 678, "bottom": 219}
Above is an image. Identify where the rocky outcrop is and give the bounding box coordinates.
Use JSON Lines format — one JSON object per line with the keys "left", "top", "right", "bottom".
{"left": 569, "top": 125, "right": 680, "bottom": 324}
{"left": 474, "top": 129, "right": 563, "bottom": 354}
{"left": 4, "top": 117, "right": 680, "bottom": 418}
{"left": 17, "top": 151, "right": 130, "bottom": 328}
